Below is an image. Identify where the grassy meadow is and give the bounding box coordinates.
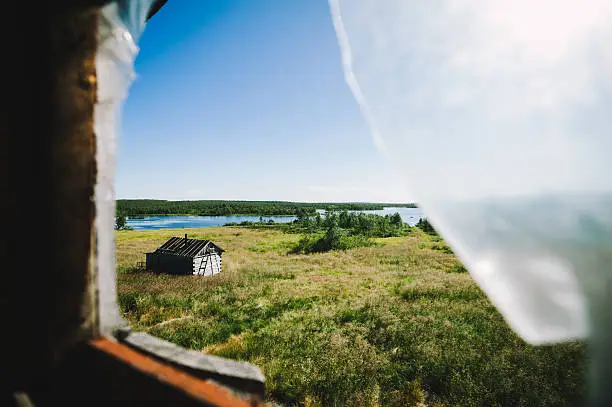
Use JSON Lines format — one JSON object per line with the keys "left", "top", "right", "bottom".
{"left": 116, "top": 227, "right": 585, "bottom": 406}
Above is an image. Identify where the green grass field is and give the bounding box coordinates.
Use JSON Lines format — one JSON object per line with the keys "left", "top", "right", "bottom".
{"left": 117, "top": 227, "right": 585, "bottom": 407}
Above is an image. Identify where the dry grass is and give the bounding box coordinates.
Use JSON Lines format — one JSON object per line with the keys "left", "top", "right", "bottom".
{"left": 117, "top": 227, "right": 585, "bottom": 406}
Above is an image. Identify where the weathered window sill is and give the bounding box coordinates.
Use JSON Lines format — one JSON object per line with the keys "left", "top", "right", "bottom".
{"left": 116, "top": 327, "right": 265, "bottom": 397}
{"left": 24, "top": 332, "right": 265, "bottom": 407}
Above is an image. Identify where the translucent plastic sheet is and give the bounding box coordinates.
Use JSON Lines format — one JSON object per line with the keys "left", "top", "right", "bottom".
{"left": 95, "top": 0, "right": 154, "bottom": 332}
{"left": 330, "top": 0, "right": 612, "bottom": 344}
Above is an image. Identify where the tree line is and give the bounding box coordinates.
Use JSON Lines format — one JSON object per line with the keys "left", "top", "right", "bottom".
{"left": 223, "top": 210, "right": 436, "bottom": 254}
{"left": 290, "top": 210, "right": 410, "bottom": 253}
{"left": 116, "top": 199, "right": 417, "bottom": 217}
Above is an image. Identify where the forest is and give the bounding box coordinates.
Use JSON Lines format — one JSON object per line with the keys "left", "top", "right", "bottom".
{"left": 116, "top": 199, "right": 417, "bottom": 216}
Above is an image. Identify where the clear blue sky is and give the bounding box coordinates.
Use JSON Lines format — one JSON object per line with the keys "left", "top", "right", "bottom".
{"left": 117, "top": 0, "right": 412, "bottom": 203}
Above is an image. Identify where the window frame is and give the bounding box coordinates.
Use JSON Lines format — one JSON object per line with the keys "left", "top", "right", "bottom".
{"left": 1, "top": 2, "right": 265, "bottom": 405}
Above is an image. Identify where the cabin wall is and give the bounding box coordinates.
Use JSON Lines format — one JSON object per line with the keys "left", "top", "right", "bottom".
{"left": 193, "top": 253, "right": 222, "bottom": 276}
{"left": 146, "top": 253, "right": 193, "bottom": 275}
{"left": 145, "top": 253, "right": 156, "bottom": 271}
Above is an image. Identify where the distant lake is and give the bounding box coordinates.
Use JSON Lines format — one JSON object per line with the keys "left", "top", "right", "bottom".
{"left": 126, "top": 207, "right": 423, "bottom": 230}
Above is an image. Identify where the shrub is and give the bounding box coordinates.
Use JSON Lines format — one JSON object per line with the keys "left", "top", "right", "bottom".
{"left": 431, "top": 244, "right": 454, "bottom": 254}
{"left": 291, "top": 230, "right": 374, "bottom": 254}
{"left": 416, "top": 218, "right": 437, "bottom": 235}
{"left": 449, "top": 263, "right": 468, "bottom": 273}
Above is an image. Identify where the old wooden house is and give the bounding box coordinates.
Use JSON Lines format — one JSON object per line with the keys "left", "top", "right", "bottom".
{"left": 146, "top": 234, "right": 224, "bottom": 276}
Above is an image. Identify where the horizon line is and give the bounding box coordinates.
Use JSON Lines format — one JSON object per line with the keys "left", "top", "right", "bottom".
{"left": 117, "top": 198, "right": 417, "bottom": 204}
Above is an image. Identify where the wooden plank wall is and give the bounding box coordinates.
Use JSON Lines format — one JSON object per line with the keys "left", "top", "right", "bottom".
{"left": 193, "top": 254, "right": 222, "bottom": 276}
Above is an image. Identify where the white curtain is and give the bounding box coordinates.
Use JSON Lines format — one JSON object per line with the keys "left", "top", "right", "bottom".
{"left": 330, "top": 0, "right": 612, "bottom": 345}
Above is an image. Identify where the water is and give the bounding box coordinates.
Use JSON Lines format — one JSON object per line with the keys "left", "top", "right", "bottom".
{"left": 126, "top": 207, "right": 423, "bottom": 230}
{"left": 126, "top": 215, "right": 297, "bottom": 230}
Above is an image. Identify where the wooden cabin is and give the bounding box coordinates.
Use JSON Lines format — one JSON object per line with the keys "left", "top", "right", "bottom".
{"left": 146, "top": 235, "right": 224, "bottom": 276}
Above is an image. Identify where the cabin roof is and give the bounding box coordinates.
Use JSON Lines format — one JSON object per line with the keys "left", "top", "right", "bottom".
{"left": 153, "top": 237, "right": 224, "bottom": 258}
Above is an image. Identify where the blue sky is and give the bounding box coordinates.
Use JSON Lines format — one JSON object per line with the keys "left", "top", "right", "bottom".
{"left": 117, "top": 0, "right": 412, "bottom": 203}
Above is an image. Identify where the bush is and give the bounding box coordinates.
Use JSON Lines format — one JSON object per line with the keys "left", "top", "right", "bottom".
{"left": 431, "top": 243, "right": 454, "bottom": 254}
{"left": 291, "top": 230, "right": 374, "bottom": 254}
{"left": 115, "top": 213, "right": 133, "bottom": 230}
{"left": 416, "top": 218, "right": 437, "bottom": 235}
{"left": 291, "top": 233, "right": 325, "bottom": 253}
{"left": 449, "top": 263, "right": 468, "bottom": 273}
